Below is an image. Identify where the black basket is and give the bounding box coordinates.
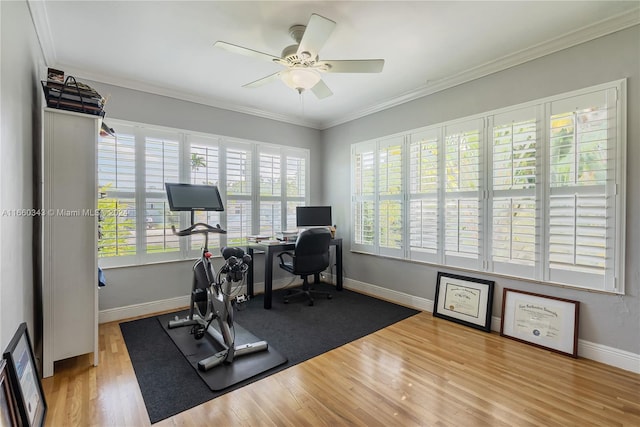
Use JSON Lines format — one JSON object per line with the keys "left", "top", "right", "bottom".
{"left": 41, "top": 76, "right": 105, "bottom": 117}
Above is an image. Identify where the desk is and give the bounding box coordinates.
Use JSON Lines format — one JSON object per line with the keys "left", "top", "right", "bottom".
{"left": 246, "top": 238, "right": 343, "bottom": 309}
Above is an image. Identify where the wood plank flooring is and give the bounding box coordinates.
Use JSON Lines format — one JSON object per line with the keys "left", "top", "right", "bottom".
{"left": 41, "top": 309, "right": 640, "bottom": 426}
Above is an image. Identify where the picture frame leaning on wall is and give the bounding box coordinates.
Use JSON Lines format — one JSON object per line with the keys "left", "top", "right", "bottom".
{"left": 2, "top": 323, "right": 47, "bottom": 427}
{"left": 0, "top": 359, "right": 18, "bottom": 427}
{"left": 500, "top": 288, "right": 580, "bottom": 358}
{"left": 433, "top": 272, "right": 495, "bottom": 332}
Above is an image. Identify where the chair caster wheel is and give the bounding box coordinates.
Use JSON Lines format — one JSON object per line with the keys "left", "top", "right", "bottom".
{"left": 327, "top": 294, "right": 333, "bottom": 299}
{"left": 284, "top": 299, "right": 289, "bottom": 304}
{"left": 308, "top": 300, "right": 314, "bottom": 306}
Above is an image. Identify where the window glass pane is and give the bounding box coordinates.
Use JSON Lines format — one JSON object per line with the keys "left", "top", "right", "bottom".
{"left": 379, "top": 200, "right": 402, "bottom": 249}
{"left": 354, "top": 200, "right": 375, "bottom": 245}
{"left": 98, "top": 132, "right": 136, "bottom": 257}
{"left": 445, "top": 198, "right": 479, "bottom": 257}
{"left": 493, "top": 119, "right": 536, "bottom": 190}
{"left": 379, "top": 144, "right": 402, "bottom": 195}
{"left": 286, "top": 201, "right": 304, "bottom": 230}
{"left": 226, "top": 199, "right": 251, "bottom": 245}
{"left": 409, "top": 198, "right": 438, "bottom": 253}
{"left": 145, "top": 136, "right": 179, "bottom": 191}
{"left": 354, "top": 151, "right": 375, "bottom": 196}
{"left": 492, "top": 197, "right": 535, "bottom": 265}
{"left": 260, "top": 201, "right": 281, "bottom": 236}
{"left": 286, "top": 155, "right": 306, "bottom": 197}
{"left": 550, "top": 105, "right": 608, "bottom": 187}
{"left": 549, "top": 194, "right": 606, "bottom": 274}
{"left": 145, "top": 199, "right": 180, "bottom": 253}
{"left": 446, "top": 129, "right": 480, "bottom": 192}
{"left": 191, "top": 144, "right": 219, "bottom": 186}
{"left": 227, "top": 148, "right": 252, "bottom": 195}
{"left": 260, "top": 152, "right": 281, "bottom": 197}
{"left": 98, "top": 196, "right": 136, "bottom": 257}
{"left": 145, "top": 136, "right": 179, "bottom": 254}
{"left": 409, "top": 135, "right": 438, "bottom": 194}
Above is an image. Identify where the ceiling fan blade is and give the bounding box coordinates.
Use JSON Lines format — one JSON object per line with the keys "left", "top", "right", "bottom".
{"left": 311, "top": 79, "right": 333, "bottom": 99}
{"left": 319, "top": 59, "right": 385, "bottom": 73}
{"left": 297, "top": 14, "right": 336, "bottom": 59}
{"left": 242, "top": 72, "right": 282, "bottom": 88}
{"left": 214, "top": 41, "right": 281, "bottom": 63}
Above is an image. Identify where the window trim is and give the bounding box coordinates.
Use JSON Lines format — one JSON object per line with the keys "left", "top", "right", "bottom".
{"left": 350, "top": 79, "right": 626, "bottom": 294}
{"left": 98, "top": 120, "right": 310, "bottom": 268}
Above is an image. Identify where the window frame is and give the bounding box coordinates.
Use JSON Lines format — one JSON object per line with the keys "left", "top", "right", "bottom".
{"left": 350, "top": 80, "right": 626, "bottom": 294}
{"left": 98, "top": 120, "right": 310, "bottom": 268}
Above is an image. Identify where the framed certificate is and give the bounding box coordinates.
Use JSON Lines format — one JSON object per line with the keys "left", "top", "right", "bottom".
{"left": 433, "top": 272, "right": 495, "bottom": 332}
{"left": 1, "top": 360, "right": 18, "bottom": 427}
{"left": 2, "top": 323, "right": 47, "bottom": 427}
{"left": 500, "top": 288, "right": 580, "bottom": 358}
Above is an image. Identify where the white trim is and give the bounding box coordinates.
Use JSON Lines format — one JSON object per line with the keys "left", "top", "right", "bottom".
{"left": 342, "top": 277, "right": 433, "bottom": 312}
{"left": 98, "top": 276, "right": 639, "bottom": 373}
{"left": 31, "top": 10, "right": 639, "bottom": 130}
{"left": 98, "top": 295, "right": 191, "bottom": 324}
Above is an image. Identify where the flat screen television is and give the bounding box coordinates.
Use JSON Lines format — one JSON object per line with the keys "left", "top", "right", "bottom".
{"left": 296, "top": 206, "right": 332, "bottom": 227}
{"left": 165, "top": 183, "right": 224, "bottom": 211}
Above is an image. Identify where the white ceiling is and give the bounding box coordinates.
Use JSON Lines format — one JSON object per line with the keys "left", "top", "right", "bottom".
{"left": 31, "top": 1, "right": 639, "bottom": 129}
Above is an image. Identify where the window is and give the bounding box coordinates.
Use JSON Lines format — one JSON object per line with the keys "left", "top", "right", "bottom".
{"left": 98, "top": 121, "right": 309, "bottom": 267}
{"left": 350, "top": 80, "right": 626, "bottom": 293}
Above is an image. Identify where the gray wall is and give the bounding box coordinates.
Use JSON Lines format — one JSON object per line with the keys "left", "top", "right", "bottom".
{"left": 86, "top": 82, "right": 323, "bottom": 311}
{"left": 322, "top": 26, "right": 640, "bottom": 354}
{"left": 0, "top": 1, "right": 46, "bottom": 350}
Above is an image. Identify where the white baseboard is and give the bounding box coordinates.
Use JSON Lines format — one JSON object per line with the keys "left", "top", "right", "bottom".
{"left": 99, "top": 277, "right": 639, "bottom": 374}
{"left": 99, "top": 295, "right": 191, "bottom": 324}
{"left": 341, "top": 277, "right": 639, "bottom": 374}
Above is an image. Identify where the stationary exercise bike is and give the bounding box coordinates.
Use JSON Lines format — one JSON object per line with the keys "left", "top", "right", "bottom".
{"left": 165, "top": 183, "right": 268, "bottom": 372}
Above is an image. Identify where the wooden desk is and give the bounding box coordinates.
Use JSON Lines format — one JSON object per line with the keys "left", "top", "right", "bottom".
{"left": 246, "top": 238, "right": 343, "bottom": 309}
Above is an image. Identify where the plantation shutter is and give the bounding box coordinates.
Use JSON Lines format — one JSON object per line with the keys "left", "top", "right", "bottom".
{"left": 444, "top": 119, "right": 483, "bottom": 269}
{"left": 225, "top": 141, "right": 253, "bottom": 245}
{"left": 408, "top": 128, "right": 440, "bottom": 263}
{"left": 284, "top": 151, "right": 308, "bottom": 230}
{"left": 489, "top": 107, "right": 538, "bottom": 278}
{"left": 546, "top": 87, "right": 618, "bottom": 291}
{"left": 378, "top": 136, "right": 404, "bottom": 258}
{"left": 190, "top": 135, "right": 221, "bottom": 251}
{"left": 258, "top": 147, "right": 282, "bottom": 237}
{"left": 144, "top": 131, "right": 180, "bottom": 258}
{"left": 97, "top": 125, "right": 137, "bottom": 261}
{"left": 352, "top": 141, "right": 376, "bottom": 253}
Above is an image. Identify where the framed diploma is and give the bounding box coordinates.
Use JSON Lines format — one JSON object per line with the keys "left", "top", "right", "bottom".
{"left": 433, "top": 272, "right": 495, "bottom": 332}
{"left": 500, "top": 288, "right": 580, "bottom": 358}
{"left": 2, "top": 323, "right": 47, "bottom": 427}
{"left": 1, "top": 360, "right": 18, "bottom": 427}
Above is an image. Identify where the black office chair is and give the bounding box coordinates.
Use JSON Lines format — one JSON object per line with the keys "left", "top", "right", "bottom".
{"left": 277, "top": 228, "right": 333, "bottom": 306}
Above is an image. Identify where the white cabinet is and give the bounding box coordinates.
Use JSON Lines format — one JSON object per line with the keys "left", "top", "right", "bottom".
{"left": 42, "top": 108, "right": 99, "bottom": 377}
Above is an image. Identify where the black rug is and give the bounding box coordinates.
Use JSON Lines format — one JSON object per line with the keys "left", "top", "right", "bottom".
{"left": 120, "top": 283, "right": 420, "bottom": 423}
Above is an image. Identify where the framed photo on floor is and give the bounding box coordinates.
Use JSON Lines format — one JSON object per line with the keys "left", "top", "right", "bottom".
{"left": 500, "top": 288, "right": 580, "bottom": 358}
{"left": 1, "top": 359, "right": 18, "bottom": 427}
{"left": 433, "top": 272, "right": 495, "bottom": 332}
{"left": 3, "top": 323, "right": 47, "bottom": 427}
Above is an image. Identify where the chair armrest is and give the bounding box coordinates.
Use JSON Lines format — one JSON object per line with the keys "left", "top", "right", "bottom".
{"left": 277, "top": 251, "right": 294, "bottom": 268}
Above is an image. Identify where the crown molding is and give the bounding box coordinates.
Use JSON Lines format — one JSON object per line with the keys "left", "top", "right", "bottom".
{"left": 55, "top": 64, "right": 323, "bottom": 129}
{"left": 27, "top": 0, "right": 57, "bottom": 65}
{"left": 29, "top": 4, "right": 638, "bottom": 131}
{"left": 319, "top": 9, "right": 640, "bottom": 129}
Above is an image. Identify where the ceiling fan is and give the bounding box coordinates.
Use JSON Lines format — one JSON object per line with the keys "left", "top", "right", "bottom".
{"left": 214, "top": 13, "right": 384, "bottom": 99}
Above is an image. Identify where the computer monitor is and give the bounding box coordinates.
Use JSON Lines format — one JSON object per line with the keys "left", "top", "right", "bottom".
{"left": 165, "top": 183, "right": 224, "bottom": 212}
{"left": 296, "top": 206, "right": 332, "bottom": 227}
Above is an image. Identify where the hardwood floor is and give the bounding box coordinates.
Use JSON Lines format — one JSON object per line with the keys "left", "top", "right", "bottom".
{"left": 42, "top": 310, "right": 640, "bottom": 426}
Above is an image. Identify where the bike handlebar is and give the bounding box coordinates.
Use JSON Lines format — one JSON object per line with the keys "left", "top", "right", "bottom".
{"left": 171, "top": 223, "right": 227, "bottom": 236}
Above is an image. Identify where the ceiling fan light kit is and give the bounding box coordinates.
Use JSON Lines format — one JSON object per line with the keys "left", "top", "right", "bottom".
{"left": 281, "top": 68, "right": 321, "bottom": 93}
{"left": 214, "top": 13, "right": 384, "bottom": 99}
